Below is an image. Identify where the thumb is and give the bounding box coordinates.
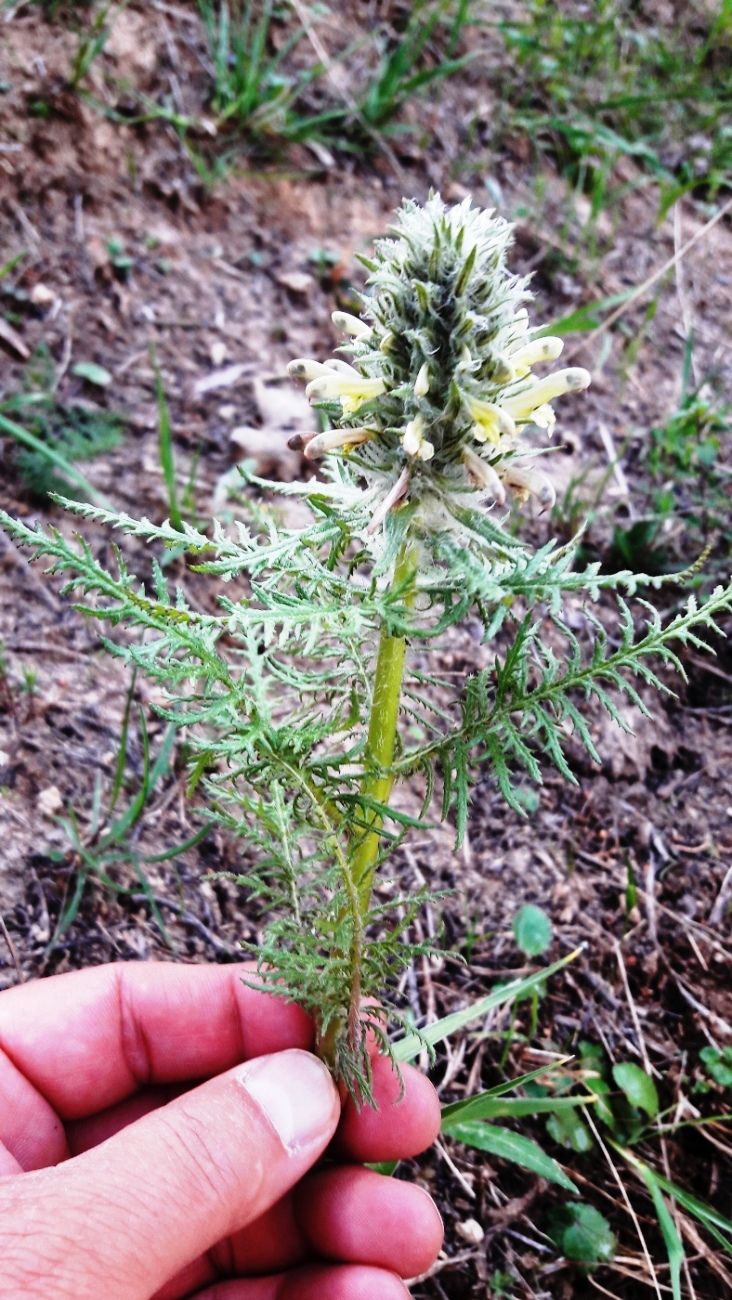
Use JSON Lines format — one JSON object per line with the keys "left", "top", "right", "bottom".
{"left": 0, "top": 1050, "right": 339, "bottom": 1300}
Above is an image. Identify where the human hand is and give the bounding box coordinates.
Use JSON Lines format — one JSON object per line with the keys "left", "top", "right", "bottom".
{"left": 0, "top": 961, "right": 442, "bottom": 1299}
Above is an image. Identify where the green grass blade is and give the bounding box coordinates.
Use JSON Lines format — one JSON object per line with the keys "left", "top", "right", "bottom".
{"left": 638, "top": 1168, "right": 684, "bottom": 1300}
{"left": 446, "top": 0, "right": 472, "bottom": 56}
{"left": 0, "top": 251, "right": 26, "bottom": 280}
{"left": 132, "top": 857, "right": 172, "bottom": 947}
{"left": 151, "top": 350, "right": 183, "bottom": 531}
{"left": 538, "top": 289, "right": 637, "bottom": 337}
{"left": 109, "top": 670, "right": 137, "bottom": 815}
{"left": 652, "top": 1180, "right": 732, "bottom": 1255}
{"left": 141, "top": 822, "right": 211, "bottom": 863}
{"left": 392, "top": 946, "right": 584, "bottom": 1062}
{"left": 101, "top": 706, "right": 152, "bottom": 846}
{"left": 443, "top": 1093, "right": 594, "bottom": 1125}
{"left": 622, "top": 1149, "right": 732, "bottom": 1256}
{"left": 0, "top": 411, "right": 112, "bottom": 509}
{"left": 50, "top": 811, "right": 89, "bottom": 945}
{"left": 148, "top": 720, "right": 178, "bottom": 789}
{"left": 104, "top": 718, "right": 176, "bottom": 848}
{"left": 54, "top": 868, "right": 88, "bottom": 941}
{"left": 440, "top": 1058, "right": 574, "bottom": 1118}
{"left": 394, "top": 52, "right": 476, "bottom": 99}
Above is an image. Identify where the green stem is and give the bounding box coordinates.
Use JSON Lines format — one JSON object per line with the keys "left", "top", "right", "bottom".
{"left": 351, "top": 541, "right": 415, "bottom": 913}
{"left": 0, "top": 411, "right": 112, "bottom": 510}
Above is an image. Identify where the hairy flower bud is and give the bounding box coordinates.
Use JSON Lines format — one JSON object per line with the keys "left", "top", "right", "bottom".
{"left": 332, "top": 310, "right": 371, "bottom": 338}
{"left": 414, "top": 362, "right": 431, "bottom": 398}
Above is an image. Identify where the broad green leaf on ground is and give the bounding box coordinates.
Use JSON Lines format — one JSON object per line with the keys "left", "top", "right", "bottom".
{"left": 72, "top": 360, "right": 113, "bottom": 387}
{"left": 448, "top": 1121, "right": 578, "bottom": 1192}
{"left": 512, "top": 903, "right": 553, "bottom": 957}
{"left": 546, "top": 1107, "right": 594, "bottom": 1154}
{"left": 549, "top": 1202, "right": 616, "bottom": 1264}
{"left": 699, "top": 1045, "right": 732, "bottom": 1088}
{"left": 612, "top": 1062, "right": 659, "bottom": 1119}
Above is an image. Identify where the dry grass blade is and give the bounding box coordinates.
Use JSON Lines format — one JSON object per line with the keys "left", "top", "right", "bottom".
{"left": 0, "top": 912, "right": 22, "bottom": 984}
{"left": 567, "top": 195, "right": 732, "bottom": 360}
{"left": 584, "top": 1110, "right": 664, "bottom": 1300}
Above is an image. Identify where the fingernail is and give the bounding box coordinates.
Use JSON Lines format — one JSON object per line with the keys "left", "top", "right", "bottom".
{"left": 235, "top": 1050, "right": 337, "bottom": 1153}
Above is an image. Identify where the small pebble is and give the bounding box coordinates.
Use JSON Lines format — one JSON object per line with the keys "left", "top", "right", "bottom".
{"left": 456, "top": 1217, "right": 485, "bottom": 1246}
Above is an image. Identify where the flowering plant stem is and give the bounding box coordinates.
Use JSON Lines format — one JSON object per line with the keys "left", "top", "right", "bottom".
{"left": 319, "top": 541, "right": 415, "bottom": 1069}
{"left": 352, "top": 540, "right": 416, "bottom": 913}
{"left": 3, "top": 196, "right": 731, "bottom": 1099}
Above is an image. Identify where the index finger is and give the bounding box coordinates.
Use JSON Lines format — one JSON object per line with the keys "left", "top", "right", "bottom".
{"left": 0, "top": 961, "right": 312, "bottom": 1120}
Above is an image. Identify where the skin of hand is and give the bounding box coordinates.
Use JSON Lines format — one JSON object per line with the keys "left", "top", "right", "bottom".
{"left": 0, "top": 962, "right": 443, "bottom": 1300}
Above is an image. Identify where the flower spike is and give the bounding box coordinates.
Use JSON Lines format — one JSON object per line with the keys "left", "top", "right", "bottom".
{"left": 287, "top": 194, "right": 590, "bottom": 539}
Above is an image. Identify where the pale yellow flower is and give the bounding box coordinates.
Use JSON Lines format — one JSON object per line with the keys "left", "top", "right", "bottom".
{"left": 303, "top": 427, "right": 374, "bottom": 461}
{"left": 304, "top": 371, "right": 386, "bottom": 416}
{"left": 332, "top": 310, "right": 372, "bottom": 338}
{"left": 462, "top": 447, "right": 506, "bottom": 504}
{"left": 466, "top": 397, "right": 516, "bottom": 445}
{"left": 402, "top": 414, "right": 434, "bottom": 461}
{"left": 503, "top": 367, "right": 590, "bottom": 424}
{"left": 287, "top": 358, "right": 334, "bottom": 382}
{"left": 502, "top": 464, "right": 556, "bottom": 510}
{"left": 507, "top": 335, "right": 564, "bottom": 379}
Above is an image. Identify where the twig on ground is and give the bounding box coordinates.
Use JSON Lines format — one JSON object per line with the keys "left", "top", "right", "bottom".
{"left": 709, "top": 863, "right": 732, "bottom": 927}
{"left": 129, "top": 893, "right": 239, "bottom": 955}
{"left": 585, "top": 1110, "right": 663, "bottom": 1300}
{"left": 486, "top": 1183, "right": 544, "bottom": 1230}
{"left": 613, "top": 940, "right": 655, "bottom": 1078}
{"left": 7, "top": 640, "right": 89, "bottom": 660}
{"left": 7, "top": 196, "right": 40, "bottom": 246}
{"left": 0, "top": 317, "right": 30, "bottom": 359}
{"left": 673, "top": 976, "right": 732, "bottom": 1037}
{"left": 589, "top": 1273, "right": 673, "bottom": 1297}
{"left": 73, "top": 193, "right": 85, "bottom": 245}
{"left": 598, "top": 421, "right": 631, "bottom": 503}
{"left": 644, "top": 855, "right": 659, "bottom": 949}
{"left": 684, "top": 653, "right": 732, "bottom": 688}
{"left": 52, "top": 308, "right": 74, "bottom": 391}
{"left": 435, "top": 1138, "right": 476, "bottom": 1200}
{"left": 407, "top": 1249, "right": 476, "bottom": 1286}
{"left": 567, "top": 195, "right": 732, "bottom": 360}
{"left": 676, "top": 1212, "right": 732, "bottom": 1291}
{"left": 0, "top": 912, "right": 22, "bottom": 983}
